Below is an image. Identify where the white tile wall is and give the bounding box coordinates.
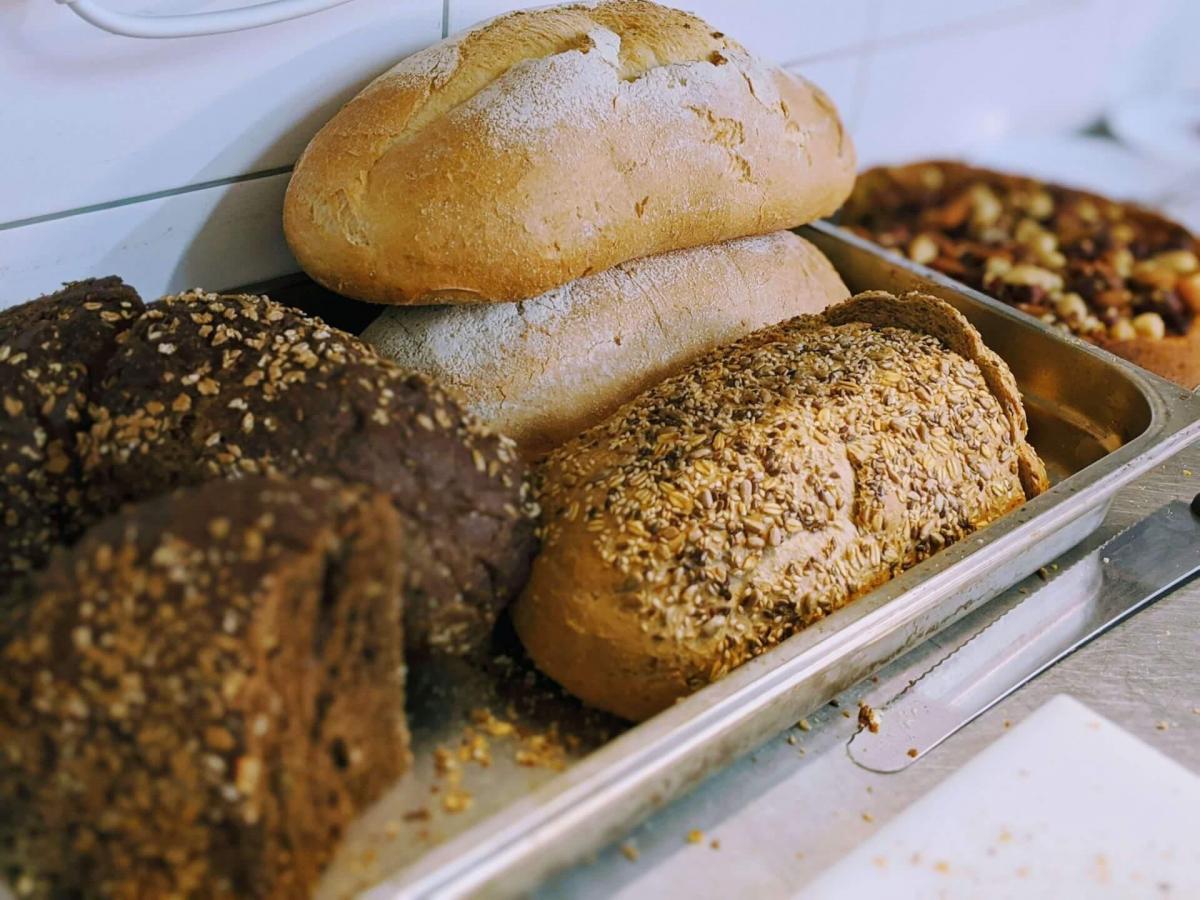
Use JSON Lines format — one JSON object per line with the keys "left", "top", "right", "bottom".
{"left": 448, "top": 0, "right": 872, "bottom": 64}
{"left": 0, "top": 0, "right": 442, "bottom": 224}
{"left": 0, "top": 174, "right": 294, "bottom": 307}
{"left": 852, "top": 1, "right": 1117, "bottom": 167}
{"left": 873, "top": 0, "right": 1051, "bottom": 44}
{"left": 788, "top": 57, "right": 865, "bottom": 133}
{"left": 0, "top": 0, "right": 1188, "bottom": 307}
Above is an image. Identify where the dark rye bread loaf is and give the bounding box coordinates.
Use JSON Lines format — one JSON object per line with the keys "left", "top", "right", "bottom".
{"left": 0, "top": 477, "right": 412, "bottom": 899}
{"left": 81, "top": 290, "right": 535, "bottom": 656}
{"left": 0, "top": 278, "right": 144, "bottom": 583}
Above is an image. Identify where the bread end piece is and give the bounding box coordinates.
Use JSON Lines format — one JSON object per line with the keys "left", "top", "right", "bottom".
{"left": 0, "top": 477, "right": 411, "bottom": 898}
{"left": 824, "top": 290, "right": 1050, "bottom": 498}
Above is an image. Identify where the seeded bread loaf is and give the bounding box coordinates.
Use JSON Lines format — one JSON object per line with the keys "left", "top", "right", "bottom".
{"left": 283, "top": 0, "right": 856, "bottom": 305}
{"left": 0, "top": 477, "right": 411, "bottom": 899}
{"left": 82, "top": 291, "right": 535, "bottom": 656}
{"left": 512, "top": 292, "right": 1049, "bottom": 721}
{"left": 363, "top": 232, "right": 848, "bottom": 457}
{"left": 0, "top": 278, "right": 144, "bottom": 584}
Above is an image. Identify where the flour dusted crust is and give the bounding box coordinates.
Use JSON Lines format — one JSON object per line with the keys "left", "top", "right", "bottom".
{"left": 512, "top": 292, "right": 1048, "bottom": 721}
{"left": 283, "top": 0, "right": 856, "bottom": 304}
{"left": 362, "top": 232, "right": 849, "bottom": 456}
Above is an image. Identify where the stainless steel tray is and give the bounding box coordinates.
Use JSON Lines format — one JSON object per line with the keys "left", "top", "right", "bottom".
{"left": 318, "top": 222, "right": 1200, "bottom": 899}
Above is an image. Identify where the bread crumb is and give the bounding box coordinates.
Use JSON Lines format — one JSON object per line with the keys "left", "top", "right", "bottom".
{"left": 861, "top": 812, "right": 874, "bottom": 823}
{"left": 710, "top": 839, "right": 721, "bottom": 850}
{"left": 621, "top": 842, "right": 640, "bottom": 862}
{"left": 934, "top": 860, "right": 951, "bottom": 874}
{"left": 470, "top": 707, "right": 516, "bottom": 737}
{"left": 687, "top": 829, "right": 704, "bottom": 844}
{"left": 786, "top": 734, "right": 797, "bottom": 745}
{"left": 907, "top": 747, "right": 919, "bottom": 758}
{"left": 797, "top": 718, "right": 811, "bottom": 732}
{"left": 458, "top": 728, "right": 492, "bottom": 767}
{"left": 433, "top": 746, "right": 458, "bottom": 776}
{"left": 442, "top": 787, "right": 473, "bottom": 814}
{"left": 1156, "top": 720, "right": 1170, "bottom": 731}
{"left": 857, "top": 701, "right": 881, "bottom": 733}
{"left": 515, "top": 729, "right": 568, "bottom": 771}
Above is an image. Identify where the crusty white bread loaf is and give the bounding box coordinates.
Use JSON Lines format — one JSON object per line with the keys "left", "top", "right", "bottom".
{"left": 512, "top": 292, "right": 1049, "bottom": 721}
{"left": 283, "top": 0, "right": 856, "bottom": 305}
{"left": 362, "top": 232, "right": 848, "bottom": 457}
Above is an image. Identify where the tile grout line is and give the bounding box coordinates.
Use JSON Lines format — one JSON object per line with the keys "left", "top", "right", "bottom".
{"left": 0, "top": 166, "right": 295, "bottom": 233}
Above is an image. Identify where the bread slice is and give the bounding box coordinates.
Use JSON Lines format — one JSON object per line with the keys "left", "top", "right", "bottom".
{"left": 0, "top": 477, "right": 411, "bottom": 898}
{"left": 363, "top": 232, "right": 849, "bottom": 457}
{"left": 512, "top": 292, "right": 1048, "bottom": 721}
{"left": 283, "top": 0, "right": 856, "bottom": 304}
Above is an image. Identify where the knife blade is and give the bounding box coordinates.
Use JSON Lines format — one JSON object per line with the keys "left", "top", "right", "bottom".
{"left": 847, "top": 495, "right": 1200, "bottom": 773}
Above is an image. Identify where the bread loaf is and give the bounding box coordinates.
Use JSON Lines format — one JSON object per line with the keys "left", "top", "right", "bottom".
{"left": 363, "top": 232, "right": 848, "bottom": 457}
{"left": 283, "top": 0, "right": 856, "bottom": 305}
{"left": 0, "top": 477, "right": 411, "bottom": 898}
{"left": 0, "top": 278, "right": 144, "bottom": 584}
{"left": 81, "top": 291, "right": 535, "bottom": 657}
{"left": 512, "top": 292, "right": 1049, "bottom": 721}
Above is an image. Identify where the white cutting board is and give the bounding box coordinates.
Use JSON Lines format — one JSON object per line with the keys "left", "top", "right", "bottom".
{"left": 804, "top": 695, "right": 1200, "bottom": 898}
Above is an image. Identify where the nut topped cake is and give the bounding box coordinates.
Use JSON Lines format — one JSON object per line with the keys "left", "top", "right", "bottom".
{"left": 841, "top": 161, "right": 1200, "bottom": 387}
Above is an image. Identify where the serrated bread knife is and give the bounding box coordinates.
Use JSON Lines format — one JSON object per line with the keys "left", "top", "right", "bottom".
{"left": 848, "top": 494, "right": 1200, "bottom": 773}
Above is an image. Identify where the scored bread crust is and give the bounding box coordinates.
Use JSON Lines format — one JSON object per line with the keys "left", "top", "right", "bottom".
{"left": 283, "top": 0, "right": 856, "bottom": 305}
{"left": 512, "top": 291, "right": 1049, "bottom": 722}
{"left": 362, "top": 232, "right": 849, "bottom": 457}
